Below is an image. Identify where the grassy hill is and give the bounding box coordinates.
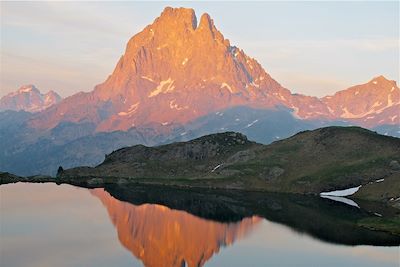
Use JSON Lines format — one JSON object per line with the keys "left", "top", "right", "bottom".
{"left": 58, "top": 126, "right": 400, "bottom": 199}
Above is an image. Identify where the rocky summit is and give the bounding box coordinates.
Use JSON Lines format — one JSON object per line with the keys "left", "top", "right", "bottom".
{"left": 0, "top": 85, "right": 62, "bottom": 113}
{"left": 26, "top": 7, "right": 399, "bottom": 132}
{"left": 1, "top": 7, "right": 399, "bottom": 177}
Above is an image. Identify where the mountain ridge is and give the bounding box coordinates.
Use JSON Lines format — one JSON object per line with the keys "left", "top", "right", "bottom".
{"left": 0, "top": 85, "right": 62, "bottom": 112}
{"left": 58, "top": 126, "right": 400, "bottom": 200}
{"left": 1, "top": 7, "right": 398, "bottom": 177}
{"left": 24, "top": 7, "right": 399, "bottom": 132}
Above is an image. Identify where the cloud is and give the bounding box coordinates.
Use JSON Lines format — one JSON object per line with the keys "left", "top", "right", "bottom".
{"left": 1, "top": 2, "right": 139, "bottom": 38}
{"left": 242, "top": 38, "right": 399, "bottom": 55}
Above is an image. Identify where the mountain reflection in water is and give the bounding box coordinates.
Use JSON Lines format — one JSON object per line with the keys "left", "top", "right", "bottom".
{"left": 1, "top": 183, "right": 399, "bottom": 267}
{"left": 91, "top": 189, "right": 261, "bottom": 267}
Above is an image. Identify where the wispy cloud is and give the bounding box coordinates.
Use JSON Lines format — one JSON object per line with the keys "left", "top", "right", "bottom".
{"left": 1, "top": 2, "right": 142, "bottom": 38}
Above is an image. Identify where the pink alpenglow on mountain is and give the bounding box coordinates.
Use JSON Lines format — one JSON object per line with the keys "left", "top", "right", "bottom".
{"left": 0, "top": 85, "right": 62, "bottom": 113}
{"left": 321, "top": 76, "right": 400, "bottom": 127}
{"left": 26, "top": 7, "right": 399, "bottom": 131}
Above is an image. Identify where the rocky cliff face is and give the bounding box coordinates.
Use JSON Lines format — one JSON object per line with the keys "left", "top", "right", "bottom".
{"left": 26, "top": 7, "right": 398, "bottom": 132}
{"left": 0, "top": 85, "right": 62, "bottom": 112}
{"left": 91, "top": 188, "right": 260, "bottom": 267}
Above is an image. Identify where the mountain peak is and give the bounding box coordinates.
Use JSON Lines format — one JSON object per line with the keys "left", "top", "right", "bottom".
{"left": 26, "top": 8, "right": 399, "bottom": 132}
{"left": 18, "top": 84, "right": 39, "bottom": 94}
{"left": 158, "top": 7, "right": 197, "bottom": 30}
{"left": 198, "top": 13, "right": 213, "bottom": 30}
{"left": 368, "top": 75, "right": 396, "bottom": 86}
{"left": 0, "top": 85, "right": 62, "bottom": 113}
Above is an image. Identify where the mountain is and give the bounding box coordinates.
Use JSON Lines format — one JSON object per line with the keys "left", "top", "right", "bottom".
{"left": 0, "top": 7, "right": 398, "bottom": 177}
{"left": 26, "top": 7, "right": 399, "bottom": 132}
{"left": 0, "top": 85, "right": 62, "bottom": 112}
{"left": 59, "top": 126, "right": 400, "bottom": 200}
{"left": 322, "top": 75, "right": 400, "bottom": 127}
{"left": 91, "top": 188, "right": 260, "bottom": 267}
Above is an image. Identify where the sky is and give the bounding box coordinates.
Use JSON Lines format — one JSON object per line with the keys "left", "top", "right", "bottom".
{"left": 0, "top": 1, "right": 399, "bottom": 98}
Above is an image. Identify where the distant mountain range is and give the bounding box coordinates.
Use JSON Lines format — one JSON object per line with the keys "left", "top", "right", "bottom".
{"left": 0, "top": 85, "right": 62, "bottom": 112}
{"left": 0, "top": 7, "right": 398, "bottom": 176}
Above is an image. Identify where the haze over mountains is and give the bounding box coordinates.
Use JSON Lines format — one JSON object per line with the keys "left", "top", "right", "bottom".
{"left": 0, "top": 7, "right": 399, "bottom": 176}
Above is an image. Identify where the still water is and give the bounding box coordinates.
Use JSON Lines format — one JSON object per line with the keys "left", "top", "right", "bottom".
{"left": 1, "top": 183, "right": 399, "bottom": 267}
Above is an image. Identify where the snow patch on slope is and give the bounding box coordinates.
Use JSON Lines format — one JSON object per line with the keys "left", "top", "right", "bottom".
{"left": 245, "top": 119, "right": 258, "bottom": 128}
{"left": 149, "top": 78, "right": 175, "bottom": 97}
{"left": 118, "top": 102, "right": 140, "bottom": 116}
{"left": 169, "top": 100, "right": 188, "bottom": 110}
{"left": 320, "top": 185, "right": 361, "bottom": 197}
{"left": 141, "top": 76, "right": 155, "bottom": 82}
{"left": 220, "top": 83, "right": 234, "bottom": 93}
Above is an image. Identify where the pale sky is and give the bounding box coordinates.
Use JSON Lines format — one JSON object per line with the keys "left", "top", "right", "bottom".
{"left": 1, "top": 1, "right": 399, "bottom": 98}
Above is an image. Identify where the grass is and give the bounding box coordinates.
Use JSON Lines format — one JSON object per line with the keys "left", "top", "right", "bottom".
{"left": 358, "top": 216, "right": 400, "bottom": 236}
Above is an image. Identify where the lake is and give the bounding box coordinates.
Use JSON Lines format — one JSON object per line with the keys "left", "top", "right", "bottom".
{"left": 1, "top": 183, "right": 399, "bottom": 267}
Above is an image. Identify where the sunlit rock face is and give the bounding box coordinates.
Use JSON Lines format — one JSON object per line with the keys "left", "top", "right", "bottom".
{"left": 28, "top": 7, "right": 292, "bottom": 131}
{"left": 321, "top": 76, "right": 400, "bottom": 127}
{"left": 91, "top": 189, "right": 261, "bottom": 267}
{"left": 26, "top": 7, "right": 399, "bottom": 132}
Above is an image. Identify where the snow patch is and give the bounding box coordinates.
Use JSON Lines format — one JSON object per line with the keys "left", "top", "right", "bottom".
{"left": 19, "top": 87, "right": 33, "bottom": 93}
{"left": 141, "top": 76, "right": 155, "bottom": 82}
{"left": 278, "top": 94, "right": 287, "bottom": 101}
{"left": 156, "top": 44, "right": 168, "bottom": 50}
{"left": 211, "top": 164, "right": 222, "bottom": 173}
{"left": 387, "top": 94, "right": 394, "bottom": 107}
{"left": 182, "top": 58, "right": 188, "bottom": 65}
{"left": 355, "top": 91, "right": 359, "bottom": 95}
{"left": 390, "top": 115, "right": 398, "bottom": 122}
{"left": 220, "top": 83, "right": 234, "bottom": 93}
{"left": 327, "top": 106, "right": 335, "bottom": 114}
{"left": 44, "top": 95, "right": 51, "bottom": 102}
{"left": 250, "top": 82, "right": 260, "bottom": 88}
{"left": 169, "top": 100, "right": 188, "bottom": 110}
{"left": 375, "top": 179, "right": 385, "bottom": 183}
{"left": 118, "top": 102, "right": 140, "bottom": 116}
{"left": 245, "top": 119, "right": 258, "bottom": 128}
{"left": 391, "top": 86, "right": 395, "bottom": 92}
{"left": 320, "top": 185, "right": 361, "bottom": 197}
{"left": 373, "top": 81, "right": 378, "bottom": 84}
{"left": 340, "top": 95, "right": 398, "bottom": 119}
{"left": 149, "top": 78, "right": 175, "bottom": 97}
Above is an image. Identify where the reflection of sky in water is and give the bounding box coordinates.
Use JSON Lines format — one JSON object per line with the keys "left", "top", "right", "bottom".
{"left": 1, "top": 183, "right": 141, "bottom": 267}
{"left": 207, "top": 220, "right": 399, "bottom": 267}
{"left": 1, "top": 183, "right": 399, "bottom": 267}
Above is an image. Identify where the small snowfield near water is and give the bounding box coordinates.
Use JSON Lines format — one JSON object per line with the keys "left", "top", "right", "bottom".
{"left": 320, "top": 185, "right": 362, "bottom": 197}
{"left": 320, "top": 186, "right": 362, "bottom": 208}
